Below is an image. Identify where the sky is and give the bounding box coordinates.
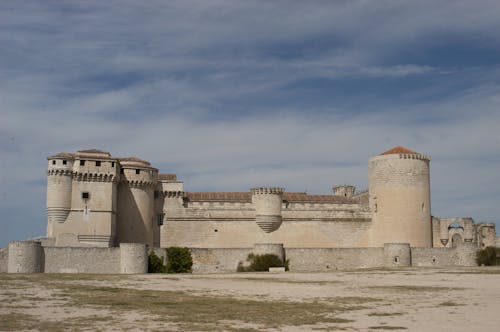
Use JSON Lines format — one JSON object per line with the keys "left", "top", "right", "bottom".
{"left": 1, "top": 0, "right": 500, "bottom": 247}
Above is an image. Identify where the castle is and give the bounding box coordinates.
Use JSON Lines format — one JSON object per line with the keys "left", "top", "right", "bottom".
{"left": 1, "top": 146, "right": 497, "bottom": 274}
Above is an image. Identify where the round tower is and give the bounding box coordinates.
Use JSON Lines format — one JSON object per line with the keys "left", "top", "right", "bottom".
{"left": 46, "top": 153, "right": 74, "bottom": 237}
{"left": 368, "top": 146, "right": 432, "bottom": 247}
{"left": 383, "top": 243, "right": 411, "bottom": 267}
{"left": 117, "top": 157, "right": 157, "bottom": 246}
{"left": 8, "top": 241, "right": 44, "bottom": 273}
{"left": 251, "top": 187, "right": 284, "bottom": 233}
{"left": 120, "top": 243, "right": 148, "bottom": 274}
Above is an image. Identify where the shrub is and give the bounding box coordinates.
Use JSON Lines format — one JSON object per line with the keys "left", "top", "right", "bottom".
{"left": 476, "top": 246, "right": 500, "bottom": 266}
{"left": 166, "top": 247, "right": 193, "bottom": 273}
{"left": 237, "top": 253, "right": 288, "bottom": 272}
{"left": 148, "top": 251, "right": 167, "bottom": 273}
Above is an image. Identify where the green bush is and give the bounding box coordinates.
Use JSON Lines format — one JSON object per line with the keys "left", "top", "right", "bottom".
{"left": 148, "top": 251, "right": 167, "bottom": 273}
{"left": 476, "top": 246, "right": 500, "bottom": 266}
{"left": 237, "top": 253, "right": 288, "bottom": 272}
{"left": 166, "top": 247, "right": 193, "bottom": 273}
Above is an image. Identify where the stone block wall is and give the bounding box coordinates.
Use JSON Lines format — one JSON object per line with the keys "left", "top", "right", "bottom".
{"left": 2, "top": 240, "right": 482, "bottom": 274}
{"left": 411, "top": 247, "right": 458, "bottom": 266}
{"left": 43, "top": 246, "right": 120, "bottom": 273}
{"left": 191, "top": 248, "right": 252, "bottom": 273}
{"left": 286, "top": 247, "right": 385, "bottom": 272}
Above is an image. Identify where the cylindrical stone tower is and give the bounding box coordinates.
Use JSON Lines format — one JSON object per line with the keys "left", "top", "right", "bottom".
{"left": 251, "top": 187, "right": 284, "bottom": 233}
{"left": 46, "top": 153, "right": 74, "bottom": 237}
{"left": 117, "top": 157, "right": 157, "bottom": 246}
{"left": 368, "top": 146, "right": 432, "bottom": 247}
{"left": 8, "top": 241, "right": 44, "bottom": 273}
{"left": 383, "top": 243, "right": 411, "bottom": 267}
{"left": 120, "top": 243, "right": 148, "bottom": 274}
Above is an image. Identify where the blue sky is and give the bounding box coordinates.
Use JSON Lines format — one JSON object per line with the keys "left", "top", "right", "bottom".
{"left": 1, "top": 0, "right": 500, "bottom": 247}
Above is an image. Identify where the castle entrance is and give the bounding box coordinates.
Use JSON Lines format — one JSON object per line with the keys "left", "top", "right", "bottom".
{"left": 451, "top": 233, "right": 463, "bottom": 248}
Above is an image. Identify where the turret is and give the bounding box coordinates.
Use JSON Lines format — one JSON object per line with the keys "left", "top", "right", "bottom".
{"left": 333, "top": 185, "right": 356, "bottom": 198}
{"left": 67, "top": 149, "right": 119, "bottom": 246}
{"left": 368, "top": 146, "right": 432, "bottom": 247}
{"left": 251, "top": 187, "right": 284, "bottom": 233}
{"left": 47, "top": 153, "right": 74, "bottom": 237}
{"left": 116, "top": 157, "right": 157, "bottom": 246}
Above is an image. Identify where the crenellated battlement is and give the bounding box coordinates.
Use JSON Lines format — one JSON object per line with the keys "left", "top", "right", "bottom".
{"left": 72, "top": 172, "right": 117, "bottom": 183}
{"left": 123, "top": 179, "right": 156, "bottom": 188}
{"left": 47, "top": 169, "right": 73, "bottom": 176}
{"left": 164, "top": 191, "right": 184, "bottom": 198}
{"left": 250, "top": 187, "right": 284, "bottom": 195}
{"left": 398, "top": 153, "right": 431, "bottom": 161}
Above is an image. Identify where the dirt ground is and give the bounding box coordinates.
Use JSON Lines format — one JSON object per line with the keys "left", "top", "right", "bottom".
{"left": 1, "top": 267, "right": 499, "bottom": 331}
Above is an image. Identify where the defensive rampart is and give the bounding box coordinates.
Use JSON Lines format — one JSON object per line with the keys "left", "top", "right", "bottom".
{"left": 189, "top": 243, "right": 479, "bottom": 273}
{"left": 4, "top": 241, "right": 147, "bottom": 274}
{"left": 1, "top": 241, "right": 480, "bottom": 274}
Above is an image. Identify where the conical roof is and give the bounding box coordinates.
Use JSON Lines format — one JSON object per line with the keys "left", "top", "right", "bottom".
{"left": 380, "top": 146, "right": 418, "bottom": 155}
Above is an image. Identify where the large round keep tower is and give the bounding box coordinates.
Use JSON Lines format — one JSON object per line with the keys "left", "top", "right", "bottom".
{"left": 46, "top": 153, "right": 74, "bottom": 237}
{"left": 116, "top": 157, "right": 158, "bottom": 246}
{"left": 368, "top": 146, "right": 432, "bottom": 247}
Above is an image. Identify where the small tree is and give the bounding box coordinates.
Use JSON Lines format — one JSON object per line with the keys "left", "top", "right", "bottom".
{"left": 476, "top": 246, "right": 500, "bottom": 266}
{"left": 237, "top": 253, "right": 288, "bottom": 272}
{"left": 148, "top": 250, "right": 167, "bottom": 273}
{"left": 166, "top": 247, "right": 193, "bottom": 273}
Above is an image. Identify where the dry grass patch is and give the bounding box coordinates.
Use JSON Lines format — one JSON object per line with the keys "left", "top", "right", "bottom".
{"left": 368, "top": 285, "right": 463, "bottom": 292}
{"left": 0, "top": 312, "right": 112, "bottom": 332}
{"left": 438, "top": 269, "right": 500, "bottom": 275}
{"left": 438, "top": 300, "right": 463, "bottom": 307}
{"left": 46, "top": 281, "right": 370, "bottom": 330}
{"left": 369, "top": 326, "right": 407, "bottom": 330}
{"left": 231, "top": 277, "right": 342, "bottom": 285}
{"left": 368, "top": 312, "right": 405, "bottom": 317}
{"left": 0, "top": 273, "right": 374, "bottom": 330}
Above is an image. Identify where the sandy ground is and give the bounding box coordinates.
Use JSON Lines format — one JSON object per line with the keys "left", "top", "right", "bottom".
{"left": 1, "top": 266, "right": 499, "bottom": 331}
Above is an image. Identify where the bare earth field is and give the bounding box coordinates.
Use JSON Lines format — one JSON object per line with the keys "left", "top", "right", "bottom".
{"left": 1, "top": 267, "right": 499, "bottom": 331}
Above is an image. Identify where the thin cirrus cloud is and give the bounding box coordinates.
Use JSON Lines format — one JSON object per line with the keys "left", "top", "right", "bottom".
{"left": 1, "top": 0, "right": 500, "bottom": 246}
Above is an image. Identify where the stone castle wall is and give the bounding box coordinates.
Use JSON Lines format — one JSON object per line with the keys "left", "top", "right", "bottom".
{"left": 163, "top": 218, "right": 373, "bottom": 248}
{"left": 4, "top": 242, "right": 147, "bottom": 274}
{"left": 191, "top": 248, "right": 252, "bottom": 273}
{"left": 0, "top": 240, "right": 484, "bottom": 274}
{"left": 162, "top": 196, "right": 372, "bottom": 248}
{"left": 44, "top": 246, "right": 120, "bottom": 273}
{"left": 286, "top": 247, "right": 385, "bottom": 272}
{"left": 189, "top": 245, "right": 478, "bottom": 273}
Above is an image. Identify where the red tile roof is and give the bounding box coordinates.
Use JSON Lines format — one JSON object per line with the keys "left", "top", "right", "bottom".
{"left": 380, "top": 146, "right": 417, "bottom": 155}
{"left": 184, "top": 191, "right": 357, "bottom": 204}
{"left": 118, "top": 157, "right": 151, "bottom": 165}
{"left": 77, "top": 149, "right": 111, "bottom": 155}
{"left": 186, "top": 192, "right": 251, "bottom": 202}
{"left": 47, "top": 152, "right": 75, "bottom": 159}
